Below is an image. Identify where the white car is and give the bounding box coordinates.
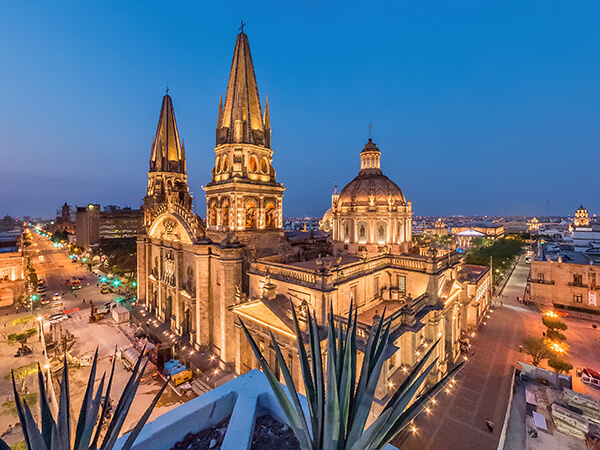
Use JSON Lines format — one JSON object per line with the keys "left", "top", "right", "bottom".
{"left": 52, "top": 293, "right": 62, "bottom": 301}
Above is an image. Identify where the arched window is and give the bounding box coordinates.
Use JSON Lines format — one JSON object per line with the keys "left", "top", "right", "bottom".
{"left": 221, "top": 202, "right": 230, "bottom": 230}
{"left": 245, "top": 202, "right": 257, "bottom": 229}
{"left": 210, "top": 203, "right": 218, "bottom": 226}
{"left": 377, "top": 221, "right": 387, "bottom": 244}
{"left": 260, "top": 157, "right": 269, "bottom": 174}
{"left": 222, "top": 157, "right": 229, "bottom": 173}
{"left": 249, "top": 155, "right": 258, "bottom": 173}
{"left": 215, "top": 156, "right": 220, "bottom": 173}
{"left": 265, "top": 203, "right": 276, "bottom": 228}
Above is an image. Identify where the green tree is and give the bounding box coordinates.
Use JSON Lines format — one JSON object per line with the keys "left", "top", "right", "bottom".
{"left": 542, "top": 316, "right": 567, "bottom": 331}
{"left": 548, "top": 356, "right": 573, "bottom": 374}
{"left": 522, "top": 336, "right": 552, "bottom": 366}
{"left": 8, "top": 328, "right": 37, "bottom": 352}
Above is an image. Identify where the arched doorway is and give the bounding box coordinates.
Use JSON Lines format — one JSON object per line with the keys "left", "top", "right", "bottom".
{"left": 182, "top": 308, "right": 192, "bottom": 337}
{"left": 165, "top": 295, "right": 173, "bottom": 321}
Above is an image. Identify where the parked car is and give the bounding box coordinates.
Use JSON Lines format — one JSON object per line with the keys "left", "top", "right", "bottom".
{"left": 14, "top": 346, "right": 33, "bottom": 357}
{"left": 582, "top": 368, "right": 600, "bottom": 387}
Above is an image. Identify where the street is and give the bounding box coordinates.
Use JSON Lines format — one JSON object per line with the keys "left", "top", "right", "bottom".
{"left": 393, "top": 255, "right": 600, "bottom": 450}
{"left": 0, "top": 230, "right": 183, "bottom": 447}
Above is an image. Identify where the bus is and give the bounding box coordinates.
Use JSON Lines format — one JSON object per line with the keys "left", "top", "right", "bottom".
{"left": 71, "top": 278, "right": 81, "bottom": 289}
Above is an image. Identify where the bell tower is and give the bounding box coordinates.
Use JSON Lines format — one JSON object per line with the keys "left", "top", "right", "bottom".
{"left": 144, "top": 92, "right": 193, "bottom": 227}
{"left": 204, "top": 27, "right": 285, "bottom": 241}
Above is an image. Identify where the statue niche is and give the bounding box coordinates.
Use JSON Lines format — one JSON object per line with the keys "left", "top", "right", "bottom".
{"left": 245, "top": 202, "right": 257, "bottom": 229}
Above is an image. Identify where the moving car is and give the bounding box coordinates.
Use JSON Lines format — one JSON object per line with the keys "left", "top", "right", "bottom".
{"left": 100, "top": 287, "right": 110, "bottom": 294}
{"left": 40, "top": 295, "right": 50, "bottom": 305}
{"left": 52, "top": 293, "right": 61, "bottom": 301}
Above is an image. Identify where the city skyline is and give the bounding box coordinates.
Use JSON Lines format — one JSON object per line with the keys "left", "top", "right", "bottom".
{"left": 1, "top": 1, "right": 599, "bottom": 219}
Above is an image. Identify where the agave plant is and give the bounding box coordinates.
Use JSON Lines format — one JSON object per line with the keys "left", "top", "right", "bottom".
{"left": 240, "top": 301, "right": 465, "bottom": 450}
{"left": 0, "top": 348, "right": 169, "bottom": 450}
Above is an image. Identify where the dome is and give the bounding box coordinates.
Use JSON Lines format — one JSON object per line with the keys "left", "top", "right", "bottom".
{"left": 338, "top": 172, "right": 405, "bottom": 208}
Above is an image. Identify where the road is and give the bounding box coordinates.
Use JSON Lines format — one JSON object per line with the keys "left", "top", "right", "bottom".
{"left": 0, "top": 230, "right": 181, "bottom": 447}
{"left": 392, "top": 255, "right": 600, "bottom": 449}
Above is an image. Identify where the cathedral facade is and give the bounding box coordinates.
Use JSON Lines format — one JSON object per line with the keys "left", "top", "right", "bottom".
{"left": 137, "top": 29, "right": 492, "bottom": 399}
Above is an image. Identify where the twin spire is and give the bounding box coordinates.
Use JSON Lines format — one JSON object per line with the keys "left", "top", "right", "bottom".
{"left": 149, "top": 27, "right": 270, "bottom": 175}
{"left": 216, "top": 30, "right": 271, "bottom": 148}
{"left": 149, "top": 93, "right": 186, "bottom": 174}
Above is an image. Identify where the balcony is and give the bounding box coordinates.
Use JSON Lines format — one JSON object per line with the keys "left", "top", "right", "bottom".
{"left": 528, "top": 278, "right": 554, "bottom": 285}
{"left": 568, "top": 282, "right": 588, "bottom": 288}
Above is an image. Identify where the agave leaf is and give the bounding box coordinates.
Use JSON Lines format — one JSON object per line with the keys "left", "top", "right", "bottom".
{"left": 0, "top": 439, "right": 10, "bottom": 450}
{"left": 345, "top": 321, "right": 391, "bottom": 445}
{"left": 11, "top": 371, "right": 30, "bottom": 449}
{"left": 307, "top": 308, "right": 324, "bottom": 446}
{"left": 268, "top": 330, "right": 311, "bottom": 437}
{"left": 91, "top": 348, "right": 117, "bottom": 450}
{"left": 290, "top": 301, "right": 318, "bottom": 440}
{"left": 121, "top": 375, "right": 170, "bottom": 450}
{"left": 101, "top": 359, "right": 149, "bottom": 450}
{"left": 74, "top": 348, "right": 99, "bottom": 449}
{"left": 57, "top": 355, "right": 71, "bottom": 449}
{"left": 37, "top": 362, "right": 55, "bottom": 450}
{"left": 22, "top": 399, "right": 49, "bottom": 450}
{"left": 373, "top": 362, "right": 466, "bottom": 449}
{"left": 240, "top": 320, "right": 313, "bottom": 449}
{"left": 322, "top": 322, "right": 340, "bottom": 450}
{"left": 337, "top": 305, "right": 357, "bottom": 441}
{"left": 102, "top": 345, "right": 147, "bottom": 445}
{"left": 77, "top": 373, "right": 105, "bottom": 450}
{"left": 354, "top": 357, "right": 439, "bottom": 450}
{"left": 50, "top": 413, "right": 65, "bottom": 450}
{"left": 382, "top": 339, "right": 441, "bottom": 414}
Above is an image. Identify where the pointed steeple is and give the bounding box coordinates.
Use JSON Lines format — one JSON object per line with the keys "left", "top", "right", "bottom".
{"left": 217, "top": 30, "right": 268, "bottom": 148}
{"left": 263, "top": 95, "right": 271, "bottom": 148}
{"left": 150, "top": 93, "right": 186, "bottom": 174}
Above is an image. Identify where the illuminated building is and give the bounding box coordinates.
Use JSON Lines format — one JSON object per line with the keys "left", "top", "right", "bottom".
{"left": 137, "top": 28, "right": 492, "bottom": 397}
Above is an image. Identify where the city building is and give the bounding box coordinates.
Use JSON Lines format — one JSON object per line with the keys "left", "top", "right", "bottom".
{"left": 76, "top": 204, "right": 143, "bottom": 248}
{"left": 50, "top": 202, "right": 76, "bottom": 234}
{"left": 423, "top": 219, "right": 448, "bottom": 237}
{"left": 137, "top": 29, "right": 492, "bottom": 405}
{"left": 527, "top": 252, "right": 599, "bottom": 315}
{"left": 569, "top": 205, "right": 600, "bottom": 252}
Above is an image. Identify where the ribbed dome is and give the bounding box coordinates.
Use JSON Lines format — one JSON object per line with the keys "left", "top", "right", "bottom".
{"left": 338, "top": 172, "right": 405, "bottom": 208}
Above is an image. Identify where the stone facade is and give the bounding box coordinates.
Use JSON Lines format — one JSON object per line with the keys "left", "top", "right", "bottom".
{"left": 528, "top": 259, "right": 599, "bottom": 315}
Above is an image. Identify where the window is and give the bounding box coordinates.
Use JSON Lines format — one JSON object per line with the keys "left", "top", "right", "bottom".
{"left": 573, "top": 274, "right": 582, "bottom": 285}
{"left": 573, "top": 294, "right": 582, "bottom": 303}
{"left": 373, "top": 276, "right": 379, "bottom": 297}
{"left": 537, "top": 273, "right": 544, "bottom": 283}
{"left": 350, "top": 285, "right": 357, "bottom": 304}
{"left": 397, "top": 275, "right": 406, "bottom": 293}
{"left": 590, "top": 272, "right": 597, "bottom": 288}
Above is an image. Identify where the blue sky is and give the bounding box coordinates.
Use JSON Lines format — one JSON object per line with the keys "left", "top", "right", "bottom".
{"left": 1, "top": 1, "right": 599, "bottom": 219}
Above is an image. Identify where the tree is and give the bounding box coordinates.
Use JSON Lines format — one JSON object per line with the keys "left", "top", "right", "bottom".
{"left": 548, "top": 356, "right": 573, "bottom": 374}
{"left": 8, "top": 328, "right": 37, "bottom": 352}
{"left": 542, "top": 316, "right": 567, "bottom": 332}
{"left": 522, "top": 336, "right": 552, "bottom": 366}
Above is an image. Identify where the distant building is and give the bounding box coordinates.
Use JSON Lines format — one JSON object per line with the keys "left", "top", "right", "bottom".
{"left": 98, "top": 206, "right": 144, "bottom": 240}
{"left": 423, "top": 219, "right": 448, "bottom": 237}
{"left": 450, "top": 222, "right": 504, "bottom": 238}
{"left": 569, "top": 205, "right": 600, "bottom": 252}
{"left": 76, "top": 204, "right": 100, "bottom": 248}
{"left": 0, "top": 230, "right": 23, "bottom": 282}
{"left": 76, "top": 204, "right": 142, "bottom": 248}
{"left": 50, "top": 202, "right": 76, "bottom": 234}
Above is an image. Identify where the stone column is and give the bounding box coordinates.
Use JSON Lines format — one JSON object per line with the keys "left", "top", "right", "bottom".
{"left": 195, "top": 250, "right": 211, "bottom": 350}
{"left": 218, "top": 247, "right": 244, "bottom": 370}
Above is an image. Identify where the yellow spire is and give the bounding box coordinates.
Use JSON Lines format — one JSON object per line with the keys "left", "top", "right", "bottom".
{"left": 150, "top": 93, "right": 186, "bottom": 173}
{"left": 217, "top": 29, "right": 268, "bottom": 148}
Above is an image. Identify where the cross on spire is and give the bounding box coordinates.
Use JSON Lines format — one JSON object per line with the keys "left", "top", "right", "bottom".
{"left": 166, "top": 83, "right": 169, "bottom": 95}
{"left": 367, "top": 122, "right": 374, "bottom": 138}
{"left": 239, "top": 20, "right": 246, "bottom": 33}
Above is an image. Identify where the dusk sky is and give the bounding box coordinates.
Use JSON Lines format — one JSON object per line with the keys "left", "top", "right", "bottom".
{"left": 1, "top": 1, "right": 599, "bottom": 219}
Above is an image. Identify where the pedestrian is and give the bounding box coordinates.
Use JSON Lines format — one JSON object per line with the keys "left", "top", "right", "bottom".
{"left": 485, "top": 419, "right": 494, "bottom": 433}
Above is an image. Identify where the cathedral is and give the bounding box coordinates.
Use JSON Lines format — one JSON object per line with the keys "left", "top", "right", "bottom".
{"left": 137, "top": 28, "right": 492, "bottom": 406}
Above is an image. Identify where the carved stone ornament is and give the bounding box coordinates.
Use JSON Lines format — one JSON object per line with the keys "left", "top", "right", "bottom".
{"left": 164, "top": 257, "right": 175, "bottom": 277}
{"left": 164, "top": 219, "right": 177, "bottom": 235}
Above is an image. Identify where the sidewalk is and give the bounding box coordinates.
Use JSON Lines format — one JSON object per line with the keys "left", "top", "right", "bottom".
{"left": 129, "top": 305, "right": 235, "bottom": 389}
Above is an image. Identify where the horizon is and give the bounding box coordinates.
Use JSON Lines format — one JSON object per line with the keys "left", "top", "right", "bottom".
{"left": 1, "top": 1, "right": 599, "bottom": 219}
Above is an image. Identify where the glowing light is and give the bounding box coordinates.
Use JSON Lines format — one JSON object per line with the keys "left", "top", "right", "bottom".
{"left": 425, "top": 407, "right": 431, "bottom": 414}
{"left": 411, "top": 425, "right": 418, "bottom": 434}
{"left": 44, "top": 364, "right": 50, "bottom": 369}
{"left": 431, "top": 399, "right": 437, "bottom": 405}
{"left": 388, "top": 382, "right": 394, "bottom": 388}
{"left": 402, "top": 367, "right": 408, "bottom": 373}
